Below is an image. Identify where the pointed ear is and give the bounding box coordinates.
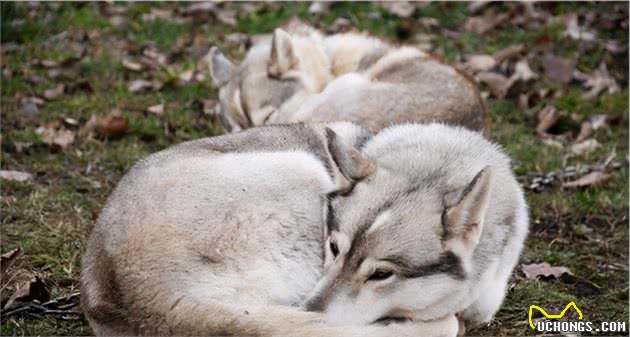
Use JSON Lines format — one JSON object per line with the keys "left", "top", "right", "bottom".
{"left": 208, "top": 47, "right": 234, "bottom": 87}
{"left": 442, "top": 167, "right": 492, "bottom": 255}
{"left": 268, "top": 28, "right": 298, "bottom": 78}
{"left": 325, "top": 128, "right": 375, "bottom": 182}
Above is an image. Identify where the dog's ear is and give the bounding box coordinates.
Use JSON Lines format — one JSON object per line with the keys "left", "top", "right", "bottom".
{"left": 442, "top": 167, "right": 492, "bottom": 256}
{"left": 325, "top": 128, "right": 375, "bottom": 182}
{"left": 442, "top": 166, "right": 492, "bottom": 256}
{"left": 208, "top": 47, "right": 234, "bottom": 87}
{"left": 268, "top": 28, "right": 298, "bottom": 78}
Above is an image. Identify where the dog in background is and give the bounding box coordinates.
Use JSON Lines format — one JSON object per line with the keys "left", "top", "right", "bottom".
{"left": 209, "top": 22, "right": 487, "bottom": 134}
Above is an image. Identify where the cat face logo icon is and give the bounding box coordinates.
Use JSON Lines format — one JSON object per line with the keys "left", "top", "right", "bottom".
{"left": 528, "top": 301, "right": 584, "bottom": 329}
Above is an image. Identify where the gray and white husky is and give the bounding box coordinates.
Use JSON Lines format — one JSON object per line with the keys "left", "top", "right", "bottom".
{"left": 80, "top": 122, "right": 458, "bottom": 336}
{"left": 209, "top": 24, "right": 486, "bottom": 133}
{"left": 303, "top": 123, "right": 529, "bottom": 330}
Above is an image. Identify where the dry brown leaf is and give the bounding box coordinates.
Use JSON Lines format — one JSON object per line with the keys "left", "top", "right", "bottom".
{"left": 463, "top": 12, "right": 510, "bottom": 35}
{"left": 463, "top": 54, "right": 496, "bottom": 73}
{"left": 141, "top": 8, "right": 171, "bottom": 22}
{"left": 468, "top": 1, "right": 490, "bottom": 13}
{"left": 143, "top": 47, "right": 169, "bottom": 66}
{"left": 522, "top": 262, "right": 571, "bottom": 280}
{"left": 492, "top": 44, "right": 525, "bottom": 64}
{"left": 543, "top": 55, "right": 576, "bottom": 83}
{"left": 476, "top": 71, "right": 509, "bottom": 98}
{"left": 147, "top": 103, "right": 165, "bottom": 116}
{"left": 536, "top": 105, "right": 560, "bottom": 136}
{"left": 563, "top": 171, "right": 612, "bottom": 188}
{"left": 576, "top": 63, "right": 620, "bottom": 99}
{"left": 217, "top": 9, "right": 237, "bottom": 26}
{"left": 121, "top": 58, "right": 144, "bottom": 71}
{"left": 309, "top": 1, "right": 331, "bottom": 15}
{"left": 43, "top": 84, "right": 65, "bottom": 100}
{"left": 1, "top": 247, "right": 22, "bottom": 277}
{"left": 575, "top": 114, "right": 608, "bottom": 142}
{"left": 36, "top": 126, "right": 76, "bottom": 151}
{"left": 95, "top": 113, "right": 129, "bottom": 139}
{"left": 11, "top": 276, "right": 50, "bottom": 304}
{"left": 0, "top": 170, "right": 33, "bottom": 182}
{"left": 564, "top": 13, "right": 596, "bottom": 42}
{"left": 18, "top": 99, "right": 40, "bottom": 121}
{"left": 570, "top": 138, "right": 601, "bottom": 156}
{"left": 381, "top": 1, "right": 416, "bottom": 18}
{"left": 40, "top": 59, "right": 58, "bottom": 68}
{"left": 178, "top": 69, "right": 195, "bottom": 84}
{"left": 128, "top": 79, "right": 154, "bottom": 93}
{"left": 510, "top": 59, "right": 538, "bottom": 82}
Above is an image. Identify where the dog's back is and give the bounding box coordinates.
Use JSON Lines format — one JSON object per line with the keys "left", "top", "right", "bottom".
{"left": 81, "top": 123, "right": 364, "bottom": 335}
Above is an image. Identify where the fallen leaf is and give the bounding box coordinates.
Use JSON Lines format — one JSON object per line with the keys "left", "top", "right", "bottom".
{"left": 0, "top": 170, "right": 33, "bottom": 182}
{"left": 463, "top": 54, "right": 496, "bottom": 73}
{"left": 570, "top": 138, "right": 601, "bottom": 156}
{"left": 40, "top": 59, "right": 58, "bottom": 68}
{"left": 492, "top": 44, "right": 525, "bottom": 64}
{"left": 178, "top": 69, "right": 195, "bottom": 84}
{"left": 381, "top": 1, "right": 416, "bottom": 18}
{"left": 476, "top": 71, "right": 510, "bottom": 98}
{"left": 18, "top": 99, "right": 40, "bottom": 121}
{"left": 575, "top": 62, "right": 620, "bottom": 99}
{"left": 121, "top": 58, "right": 144, "bottom": 71}
{"left": 94, "top": 113, "right": 129, "bottom": 139}
{"left": 564, "top": 13, "right": 596, "bottom": 42}
{"left": 142, "top": 47, "right": 169, "bottom": 66}
{"left": 501, "top": 59, "right": 538, "bottom": 95}
{"left": 575, "top": 114, "right": 608, "bottom": 142}
{"left": 468, "top": 1, "right": 490, "bottom": 13}
{"left": 43, "top": 84, "right": 65, "bottom": 100}
{"left": 128, "top": 79, "right": 154, "bottom": 93}
{"left": 109, "top": 15, "right": 127, "bottom": 27}
{"left": 183, "top": 2, "right": 218, "bottom": 16}
{"left": 563, "top": 171, "right": 612, "bottom": 188}
{"left": 12, "top": 276, "right": 50, "bottom": 304}
{"left": 309, "top": 1, "right": 331, "bottom": 15}
{"left": 141, "top": 8, "right": 171, "bottom": 22}
{"left": 536, "top": 105, "right": 561, "bottom": 136}
{"left": 216, "top": 8, "right": 237, "bottom": 26}
{"left": 36, "top": 126, "right": 75, "bottom": 151}
{"left": 510, "top": 59, "right": 538, "bottom": 82}
{"left": 147, "top": 103, "right": 165, "bottom": 116}
{"left": 1, "top": 248, "right": 22, "bottom": 278}
{"left": 522, "top": 262, "right": 571, "bottom": 280}
{"left": 463, "top": 12, "right": 510, "bottom": 35}
{"left": 543, "top": 55, "right": 576, "bottom": 83}
{"left": 602, "top": 40, "right": 625, "bottom": 54}
{"left": 63, "top": 117, "right": 79, "bottom": 127}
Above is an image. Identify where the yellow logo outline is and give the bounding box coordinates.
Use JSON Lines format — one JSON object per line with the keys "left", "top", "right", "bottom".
{"left": 528, "top": 301, "right": 583, "bottom": 329}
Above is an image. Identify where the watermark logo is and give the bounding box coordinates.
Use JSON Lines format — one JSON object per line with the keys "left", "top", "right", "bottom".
{"left": 529, "top": 301, "right": 627, "bottom": 334}
{"left": 528, "top": 301, "right": 583, "bottom": 329}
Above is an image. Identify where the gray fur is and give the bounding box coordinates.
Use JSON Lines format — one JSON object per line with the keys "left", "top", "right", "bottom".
{"left": 210, "top": 26, "right": 487, "bottom": 134}
{"left": 80, "top": 122, "right": 460, "bottom": 336}
{"left": 303, "top": 123, "right": 529, "bottom": 328}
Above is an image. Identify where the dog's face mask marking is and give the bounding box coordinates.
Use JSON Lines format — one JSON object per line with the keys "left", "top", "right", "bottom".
{"left": 306, "top": 165, "right": 492, "bottom": 325}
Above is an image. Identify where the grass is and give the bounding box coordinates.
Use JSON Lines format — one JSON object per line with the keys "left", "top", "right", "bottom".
{"left": 1, "top": 2, "right": 628, "bottom": 336}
